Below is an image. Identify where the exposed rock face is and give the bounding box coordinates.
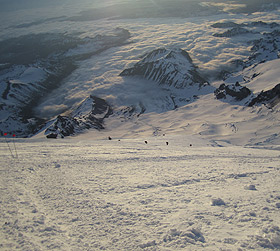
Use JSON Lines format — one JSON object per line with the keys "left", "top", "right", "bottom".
{"left": 248, "top": 30, "right": 280, "bottom": 65}
{"left": 45, "top": 96, "right": 112, "bottom": 138}
{"left": 211, "top": 21, "right": 279, "bottom": 30}
{"left": 214, "top": 82, "right": 252, "bottom": 101}
{"left": 248, "top": 83, "right": 280, "bottom": 107}
{"left": 213, "top": 27, "right": 251, "bottom": 37}
{"left": 215, "top": 82, "right": 280, "bottom": 107}
{"left": 249, "top": 21, "right": 279, "bottom": 28}
{"left": 211, "top": 21, "right": 240, "bottom": 29}
{"left": 120, "top": 48, "right": 208, "bottom": 88}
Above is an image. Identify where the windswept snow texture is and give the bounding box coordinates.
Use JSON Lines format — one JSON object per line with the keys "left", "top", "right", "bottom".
{"left": 1, "top": 1, "right": 280, "bottom": 251}
{"left": 0, "top": 136, "right": 280, "bottom": 250}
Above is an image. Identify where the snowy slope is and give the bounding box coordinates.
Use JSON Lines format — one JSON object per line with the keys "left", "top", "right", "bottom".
{"left": 1, "top": 2, "right": 280, "bottom": 250}
{"left": 29, "top": 13, "right": 280, "bottom": 143}
{"left": 36, "top": 56, "right": 280, "bottom": 146}
{"left": 1, "top": 136, "right": 280, "bottom": 250}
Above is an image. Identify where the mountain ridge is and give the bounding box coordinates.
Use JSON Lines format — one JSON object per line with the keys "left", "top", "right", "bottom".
{"left": 44, "top": 96, "right": 112, "bottom": 138}
{"left": 120, "top": 48, "right": 208, "bottom": 88}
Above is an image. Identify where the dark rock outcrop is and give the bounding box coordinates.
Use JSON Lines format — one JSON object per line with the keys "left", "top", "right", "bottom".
{"left": 248, "top": 83, "right": 280, "bottom": 107}
{"left": 215, "top": 82, "right": 252, "bottom": 101}
{"left": 45, "top": 96, "right": 112, "bottom": 138}
{"left": 249, "top": 21, "right": 279, "bottom": 28}
{"left": 211, "top": 21, "right": 241, "bottom": 29}
{"left": 213, "top": 27, "right": 251, "bottom": 37}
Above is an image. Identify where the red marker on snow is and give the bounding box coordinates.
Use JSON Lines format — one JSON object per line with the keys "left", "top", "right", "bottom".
{"left": 3, "top": 132, "right": 18, "bottom": 158}
{"left": 3, "top": 133, "right": 14, "bottom": 158}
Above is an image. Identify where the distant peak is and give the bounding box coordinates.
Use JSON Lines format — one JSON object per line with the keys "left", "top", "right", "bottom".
{"left": 120, "top": 48, "right": 207, "bottom": 88}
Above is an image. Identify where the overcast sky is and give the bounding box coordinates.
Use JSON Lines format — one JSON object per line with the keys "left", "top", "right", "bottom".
{"left": 0, "top": 0, "right": 80, "bottom": 12}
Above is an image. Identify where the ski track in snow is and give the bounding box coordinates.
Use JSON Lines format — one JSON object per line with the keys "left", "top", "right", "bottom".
{"left": 1, "top": 136, "right": 280, "bottom": 250}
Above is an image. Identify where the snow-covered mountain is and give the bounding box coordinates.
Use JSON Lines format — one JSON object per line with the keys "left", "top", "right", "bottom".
{"left": 0, "top": 1, "right": 280, "bottom": 146}
{"left": 120, "top": 48, "right": 208, "bottom": 88}
{"left": 248, "top": 29, "right": 280, "bottom": 65}
{"left": 37, "top": 60, "right": 280, "bottom": 144}
{"left": 37, "top": 41, "right": 280, "bottom": 142}
{"left": 211, "top": 20, "right": 280, "bottom": 75}
{"left": 0, "top": 28, "right": 130, "bottom": 137}
{"left": 40, "top": 48, "right": 212, "bottom": 138}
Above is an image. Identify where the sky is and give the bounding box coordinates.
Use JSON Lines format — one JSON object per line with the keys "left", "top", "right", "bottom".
{"left": 0, "top": 0, "right": 101, "bottom": 13}
{"left": 0, "top": 0, "right": 58, "bottom": 11}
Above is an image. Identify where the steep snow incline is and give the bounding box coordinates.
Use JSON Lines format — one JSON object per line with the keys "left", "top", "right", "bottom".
{"left": 0, "top": 136, "right": 279, "bottom": 250}
{"left": 241, "top": 58, "right": 280, "bottom": 93}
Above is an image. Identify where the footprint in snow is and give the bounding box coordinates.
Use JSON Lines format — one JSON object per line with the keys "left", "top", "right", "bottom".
{"left": 54, "top": 163, "right": 61, "bottom": 168}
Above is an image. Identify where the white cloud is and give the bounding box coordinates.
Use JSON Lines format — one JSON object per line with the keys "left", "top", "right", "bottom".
{"left": 39, "top": 104, "right": 68, "bottom": 119}
{"left": 201, "top": 2, "right": 246, "bottom": 12}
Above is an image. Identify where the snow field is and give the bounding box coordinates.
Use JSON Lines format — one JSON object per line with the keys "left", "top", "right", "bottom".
{"left": 1, "top": 136, "right": 280, "bottom": 250}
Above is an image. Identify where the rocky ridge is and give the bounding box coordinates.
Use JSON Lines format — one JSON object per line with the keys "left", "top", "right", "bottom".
{"left": 120, "top": 48, "right": 208, "bottom": 88}
{"left": 213, "top": 27, "right": 252, "bottom": 37}
{"left": 214, "top": 82, "right": 252, "bottom": 101}
{"left": 248, "top": 83, "right": 280, "bottom": 107}
{"left": 45, "top": 96, "right": 112, "bottom": 138}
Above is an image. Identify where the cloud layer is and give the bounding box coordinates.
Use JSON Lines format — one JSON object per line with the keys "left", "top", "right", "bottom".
{"left": 1, "top": 1, "right": 279, "bottom": 119}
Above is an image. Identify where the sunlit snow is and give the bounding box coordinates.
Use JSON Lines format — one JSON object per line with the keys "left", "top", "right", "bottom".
{"left": 1, "top": 0, "right": 280, "bottom": 250}
{"left": 1, "top": 136, "right": 280, "bottom": 250}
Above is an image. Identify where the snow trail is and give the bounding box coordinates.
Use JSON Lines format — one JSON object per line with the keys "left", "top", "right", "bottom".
{"left": 1, "top": 136, "right": 280, "bottom": 250}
